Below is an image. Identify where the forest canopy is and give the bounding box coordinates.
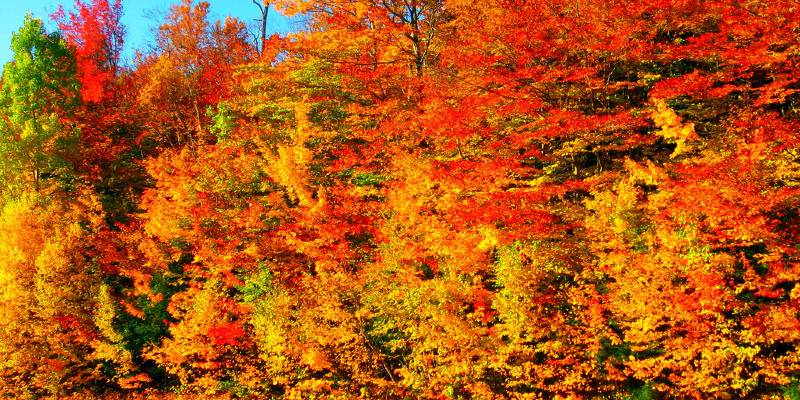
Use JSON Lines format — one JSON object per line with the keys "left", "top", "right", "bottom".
{"left": 1, "top": 0, "right": 800, "bottom": 399}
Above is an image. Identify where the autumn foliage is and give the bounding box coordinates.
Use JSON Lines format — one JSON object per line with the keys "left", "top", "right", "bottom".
{"left": 2, "top": 0, "right": 800, "bottom": 398}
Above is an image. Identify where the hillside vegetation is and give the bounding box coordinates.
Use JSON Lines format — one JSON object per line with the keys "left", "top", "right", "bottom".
{"left": 1, "top": 0, "right": 800, "bottom": 398}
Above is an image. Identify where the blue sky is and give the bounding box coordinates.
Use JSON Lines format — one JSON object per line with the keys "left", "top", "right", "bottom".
{"left": 0, "top": 0, "right": 296, "bottom": 66}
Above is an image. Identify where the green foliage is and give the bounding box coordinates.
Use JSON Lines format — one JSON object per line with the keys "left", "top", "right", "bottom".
{"left": 782, "top": 378, "right": 800, "bottom": 400}
{"left": 207, "top": 101, "right": 237, "bottom": 143}
{"left": 351, "top": 172, "right": 386, "bottom": 187}
{"left": 239, "top": 265, "right": 276, "bottom": 303}
{"left": 118, "top": 273, "right": 181, "bottom": 357}
{"left": 0, "top": 13, "right": 80, "bottom": 193}
{"left": 624, "top": 383, "right": 658, "bottom": 400}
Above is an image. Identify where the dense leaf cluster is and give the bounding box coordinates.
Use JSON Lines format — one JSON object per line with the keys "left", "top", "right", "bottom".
{"left": 2, "top": 0, "right": 800, "bottom": 398}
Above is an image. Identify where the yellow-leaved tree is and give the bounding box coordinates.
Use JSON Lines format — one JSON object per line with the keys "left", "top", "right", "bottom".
{"left": 0, "top": 189, "right": 105, "bottom": 396}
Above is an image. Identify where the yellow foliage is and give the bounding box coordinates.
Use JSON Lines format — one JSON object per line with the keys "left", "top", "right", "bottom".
{"left": 624, "top": 158, "right": 667, "bottom": 186}
{"left": 0, "top": 190, "right": 104, "bottom": 396}
{"left": 90, "top": 285, "right": 134, "bottom": 373}
{"left": 263, "top": 100, "right": 328, "bottom": 210}
{"left": 651, "top": 98, "right": 700, "bottom": 158}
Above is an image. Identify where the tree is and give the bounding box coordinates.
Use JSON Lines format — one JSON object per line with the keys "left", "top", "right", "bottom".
{"left": 0, "top": 190, "right": 106, "bottom": 397}
{"left": 135, "top": 0, "right": 254, "bottom": 148}
{"left": 0, "top": 13, "right": 79, "bottom": 193}
{"left": 251, "top": 0, "right": 270, "bottom": 55}
{"left": 2, "top": 0, "right": 800, "bottom": 398}
{"left": 52, "top": 0, "right": 125, "bottom": 104}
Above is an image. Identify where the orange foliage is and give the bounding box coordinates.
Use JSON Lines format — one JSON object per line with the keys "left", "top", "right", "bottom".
{"left": 3, "top": 0, "right": 800, "bottom": 398}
